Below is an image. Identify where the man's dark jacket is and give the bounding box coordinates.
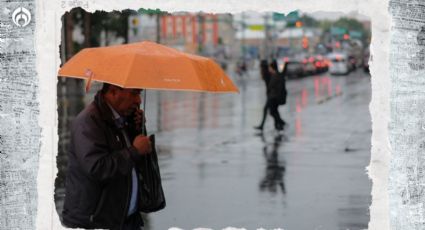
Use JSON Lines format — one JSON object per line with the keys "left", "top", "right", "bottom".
{"left": 267, "top": 72, "right": 287, "bottom": 104}
{"left": 62, "top": 92, "right": 144, "bottom": 230}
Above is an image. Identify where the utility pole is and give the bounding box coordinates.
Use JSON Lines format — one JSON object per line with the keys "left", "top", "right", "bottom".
{"left": 58, "top": 14, "right": 68, "bottom": 157}
{"left": 83, "top": 11, "right": 91, "bottom": 47}
{"left": 197, "top": 13, "right": 204, "bottom": 55}
{"left": 241, "top": 12, "right": 246, "bottom": 60}
{"left": 156, "top": 13, "right": 161, "bottom": 43}
{"left": 65, "top": 12, "right": 74, "bottom": 60}
{"left": 263, "top": 13, "right": 270, "bottom": 59}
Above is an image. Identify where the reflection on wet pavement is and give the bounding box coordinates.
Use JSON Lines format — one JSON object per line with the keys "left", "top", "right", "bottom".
{"left": 259, "top": 133, "right": 287, "bottom": 195}
{"left": 143, "top": 70, "right": 371, "bottom": 230}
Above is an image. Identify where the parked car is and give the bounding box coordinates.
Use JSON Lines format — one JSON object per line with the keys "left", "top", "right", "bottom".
{"left": 328, "top": 53, "right": 350, "bottom": 75}
{"left": 280, "top": 57, "right": 304, "bottom": 78}
{"left": 363, "top": 49, "right": 370, "bottom": 73}
{"left": 348, "top": 55, "right": 358, "bottom": 71}
{"left": 301, "top": 56, "right": 317, "bottom": 75}
{"left": 313, "top": 55, "right": 329, "bottom": 73}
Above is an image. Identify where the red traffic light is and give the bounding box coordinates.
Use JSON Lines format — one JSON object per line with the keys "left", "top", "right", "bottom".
{"left": 335, "top": 41, "right": 341, "bottom": 48}
{"left": 343, "top": 34, "right": 350, "bottom": 40}
{"left": 302, "top": 37, "right": 308, "bottom": 49}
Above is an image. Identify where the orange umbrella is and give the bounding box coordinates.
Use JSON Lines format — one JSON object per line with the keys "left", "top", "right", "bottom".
{"left": 58, "top": 41, "right": 238, "bottom": 93}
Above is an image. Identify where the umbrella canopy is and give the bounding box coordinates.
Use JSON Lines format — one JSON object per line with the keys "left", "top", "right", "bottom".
{"left": 58, "top": 41, "right": 239, "bottom": 93}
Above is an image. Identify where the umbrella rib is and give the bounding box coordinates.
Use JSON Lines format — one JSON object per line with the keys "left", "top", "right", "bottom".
{"left": 184, "top": 54, "right": 206, "bottom": 90}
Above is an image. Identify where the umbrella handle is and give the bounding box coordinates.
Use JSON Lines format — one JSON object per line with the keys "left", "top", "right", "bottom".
{"left": 142, "top": 89, "right": 147, "bottom": 136}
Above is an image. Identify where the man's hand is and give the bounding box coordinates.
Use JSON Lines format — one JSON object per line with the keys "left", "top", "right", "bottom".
{"left": 133, "top": 109, "right": 145, "bottom": 132}
{"left": 133, "top": 135, "right": 152, "bottom": 155}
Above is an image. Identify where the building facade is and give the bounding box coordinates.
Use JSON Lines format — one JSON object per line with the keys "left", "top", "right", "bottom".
{"left": 129, "top": 13, "right": 235, "bottom": 56}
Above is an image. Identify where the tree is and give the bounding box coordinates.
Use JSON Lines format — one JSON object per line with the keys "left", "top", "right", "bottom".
{"left": 299, "top": 14, "right": 319, "bottom": 27}
{"left": 318, "top": 17, "right": 370, "bottom": 44}
{"left": 89, "top": 10, "right": 134, "bottom": 47}
{"left": 334, "top": 17, "right": 364, "bottom": 32}
{"left": 333, "top": 17, "right": 369, "bottom": 43}
{"left": 318, "top": 20, "right": 333, "bottom": 32}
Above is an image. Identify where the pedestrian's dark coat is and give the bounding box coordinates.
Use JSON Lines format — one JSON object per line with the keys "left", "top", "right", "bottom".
{"left": 260, "top": 60, "right": 271, "bottom": 89}
{"left": 267, "top": 72, "right": 287, "bottom": 103}
{"left": 62, "top": 91, "right": 144, "bottom": 230}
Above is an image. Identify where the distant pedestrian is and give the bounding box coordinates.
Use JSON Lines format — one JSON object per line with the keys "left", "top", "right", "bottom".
{"left": 254, "top": 60, "right": 271, "bottom": 131}
{"left": 235, "top": 59, "right": 247, "bottom": 77}
{"left": 267, "top": 60, "right": 287, "bottom": 131}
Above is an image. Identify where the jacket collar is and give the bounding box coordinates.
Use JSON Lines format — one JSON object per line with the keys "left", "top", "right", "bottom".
{"left": 106, "top": 102, "right": 121, "bottom": 120}
{"left": 94, "top": 91, "right": 116, "bottom": 125}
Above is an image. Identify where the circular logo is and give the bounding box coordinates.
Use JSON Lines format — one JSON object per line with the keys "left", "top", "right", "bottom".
{"left": 12, "top": 7, "right": 31, "bottom": 27}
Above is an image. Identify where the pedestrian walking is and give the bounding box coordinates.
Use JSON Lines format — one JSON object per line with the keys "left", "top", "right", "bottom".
{"left": 267, "top": 60, "right": 287, "bottom": 131}
{"left": 254, "top": 60, "right": 271, "bottom": 131}
{"left": 235, "top": 58, "right": 247, "bottom": 77}
{"left": 62, "top": 84, "right": 152, "bottom": 230}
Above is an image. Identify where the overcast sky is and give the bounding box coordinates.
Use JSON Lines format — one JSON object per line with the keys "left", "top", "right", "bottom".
{"left": 306, "top": 11, "right": 370, "bottom": 21}
{"left": 233, "top": 11, "right": 370, "bottom": 23}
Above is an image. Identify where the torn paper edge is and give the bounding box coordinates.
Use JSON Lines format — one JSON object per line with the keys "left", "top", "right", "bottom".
{"left": 35, "top": 0, "right": 391, "bottom": 229}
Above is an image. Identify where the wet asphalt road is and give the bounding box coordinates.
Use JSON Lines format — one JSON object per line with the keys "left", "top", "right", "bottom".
{"left": 142, "top": 69, "right": 372, "bottom": 230}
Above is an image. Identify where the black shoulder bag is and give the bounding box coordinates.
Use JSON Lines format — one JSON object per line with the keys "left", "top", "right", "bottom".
{"left": 137, "top": 131, "right": 166, "bottom": 213}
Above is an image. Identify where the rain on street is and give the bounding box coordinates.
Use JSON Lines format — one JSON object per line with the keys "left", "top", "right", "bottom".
{"left": 142, "top": 68, "right": 372, "bottom": 230}
{"left": 50, "top": 9, "right": 373, "bottom": 230}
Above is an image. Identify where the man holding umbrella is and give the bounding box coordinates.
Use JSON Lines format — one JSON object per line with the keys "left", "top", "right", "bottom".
{"left": 59, "top": 41, "right": 239, "bottom": 229}
{"left": 62, "top": 83, "right": 151, "bottom": 230}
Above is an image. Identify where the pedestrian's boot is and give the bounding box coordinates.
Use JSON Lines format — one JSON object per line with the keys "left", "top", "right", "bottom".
{"left": 254, "top": 125, "right": 264, "bottom": 131}
{"left": 275, "top": 122, "right": 284, "bottom": 131}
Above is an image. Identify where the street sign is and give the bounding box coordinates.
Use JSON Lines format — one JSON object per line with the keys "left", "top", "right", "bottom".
{"left": 330, "top": 27, "right": 347, "bottom": 35}
{"left": 272, "top": 12, "right": 285, "bottom": 21}
{"left": 349, "top": 30, "right": 363, "bottom": 39}
{"left": 248, "top": 25, "right": 265, "bottom": 31}
{"left": 286, "top": 11, "right": 299, "bottom": 23}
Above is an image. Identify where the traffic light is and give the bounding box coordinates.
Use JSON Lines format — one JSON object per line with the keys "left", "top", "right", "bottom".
{"left": 302, "top": 36, "right": 308, "bottom": 49}
{"left": 131, "top": 18, "right": 139, "bottom": 26}
{"left": 295, "top": 21, "right": 303, "bottom": 28}
{"left": 335, "top": 41, "right": 341, "bottom": 48}
{"left": 343, "top": 34, "right": 350, "bottom": 40}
